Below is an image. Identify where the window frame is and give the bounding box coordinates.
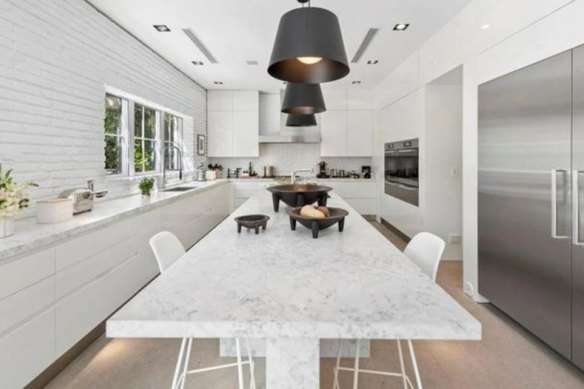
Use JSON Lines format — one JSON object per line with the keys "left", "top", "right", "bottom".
{"left": 103, "top": 86, "right": 187, "bottom": 179}
{"left": 130, "top": 102, "right": 160, "bottom": 175}
{"left": 163, "top": 112, "right": 184, "bottom": 171}
{"left": 103, "top": 94, "right": 129, "bottom": 177}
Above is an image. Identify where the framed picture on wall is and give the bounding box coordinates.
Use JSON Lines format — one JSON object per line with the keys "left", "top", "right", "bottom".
{"left": 197, "top": 134, "right": 206, "bottom": 156}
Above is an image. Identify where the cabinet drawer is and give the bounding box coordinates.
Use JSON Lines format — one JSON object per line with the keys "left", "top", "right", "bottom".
{"left": 56, "top": 219, "right": 136, "bottom": 271}
{"left": 0, "top": 276, "right": 55, "bottom": 335}
{"left": 55, "top": 254, "right": 148, "bottom": 355}
{"left": 345, "top": 198, "right": 377, "bottom": 215}
{"left": 0, "top": 248, "right": 55, "bottom": 300}
{"left": 330, "top": 182, "right": 377, "bottom": 198}
{"left": 56, "top": 236, "right": 139, "bottom": 299}
{"left": 0, "top": 308, "right": 56, "bottom": 389}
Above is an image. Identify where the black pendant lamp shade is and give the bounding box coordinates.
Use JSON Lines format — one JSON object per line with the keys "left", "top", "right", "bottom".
{"left": 286, "top": 113, "right": 317, "bottom": 127}
{"left": 268, "top": 4, "right": 350, "bottom": 84}
{"left": 282, "top": 83, "right": 326, "bottom": 115}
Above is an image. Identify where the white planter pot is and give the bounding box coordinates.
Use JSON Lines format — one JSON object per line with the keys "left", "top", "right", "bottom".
{"left": 0, "top": 217, "right": 15, "bottom": 239}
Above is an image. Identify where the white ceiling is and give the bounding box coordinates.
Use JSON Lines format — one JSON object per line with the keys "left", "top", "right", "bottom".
{"left": 87, "top": 0, "right": 471, "bottom": 92}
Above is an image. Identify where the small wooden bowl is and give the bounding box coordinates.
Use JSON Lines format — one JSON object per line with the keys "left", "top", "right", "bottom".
{"left": 234, "top": 214, "right": 270, "bottom": 234}
{"left": 287, "top": 207, "right": 349, "bottom": 239}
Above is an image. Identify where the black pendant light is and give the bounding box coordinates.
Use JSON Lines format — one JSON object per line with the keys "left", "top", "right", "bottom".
{"left": 281, "top": 83, "right": 326, "bottom": 115}
{"left": 286, "top": 113, "right": 317, "bottom": 127}
{"left": 268, "top": 0, "right": 349, "bottom": 84}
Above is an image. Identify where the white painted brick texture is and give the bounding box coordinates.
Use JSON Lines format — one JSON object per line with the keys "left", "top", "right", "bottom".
{"left": 0, "top": 0, "right": 207, "bottom": 207}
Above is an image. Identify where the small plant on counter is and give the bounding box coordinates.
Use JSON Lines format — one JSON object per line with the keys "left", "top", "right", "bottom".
{"left": 0, "top": 164, "right": 38, "bottom": 238}
{"left": 138, "top": 177, "right": 155, "bottom": 197}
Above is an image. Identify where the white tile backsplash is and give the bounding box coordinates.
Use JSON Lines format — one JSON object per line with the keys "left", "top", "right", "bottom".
{"left": 209, "top": 143, "right": 372, "bottom": 177}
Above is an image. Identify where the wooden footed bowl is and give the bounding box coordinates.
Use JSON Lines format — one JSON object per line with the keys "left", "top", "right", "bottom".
{"left": 234, "top": 214, "right": 269, "bottom": 234}
{"left": 267, "top": 184, "right": 332, "bottom": 212}
{"left": 287, "top": 207, "right": 349, "bottom": 239}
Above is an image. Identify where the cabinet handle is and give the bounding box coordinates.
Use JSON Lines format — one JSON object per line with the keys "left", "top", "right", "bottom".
{"left": 573, "top": 170, "right": 584, "bottom": 245}
{"left": 551, "top": 169, "right": 569, "bottom": 239}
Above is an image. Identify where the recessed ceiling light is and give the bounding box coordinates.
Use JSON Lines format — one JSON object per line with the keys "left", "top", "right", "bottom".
{"left": 393, "top": 23, "right": 410, "bottom": 31}
{"left": 352, "top": 81, "right": 362, "bottom": 85}
{"left": 153, "top": 25, "right": 171, "bottom": 32}
{"left": 367, "top": 59, "right": 379, "bottom": 65}
{"left": 214, "top": 81, "right": 223, "bottom": 85}
{"left": 481, "top": 24, "right": 491, "bottom": 30}
{"left": 246, "top": 60, "right": 259, "bottom": 65}
{"left": 192, "top": 61, "right": 204, "bottom": 65}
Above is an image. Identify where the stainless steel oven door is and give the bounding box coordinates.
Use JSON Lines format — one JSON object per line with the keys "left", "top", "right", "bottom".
{"left": 384, "top": 180, "right": 419, "bottom": 206}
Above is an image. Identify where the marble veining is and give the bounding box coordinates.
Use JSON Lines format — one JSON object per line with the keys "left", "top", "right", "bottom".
{"left": 0, "top": 180, "right": 229, "bottom": 262}
{"left": 107, "top": 189, "right": 481, "bottom": 341}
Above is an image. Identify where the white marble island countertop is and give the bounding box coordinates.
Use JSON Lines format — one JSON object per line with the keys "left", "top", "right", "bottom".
{"left": 107, "top": 189, "right": 480, "bottom": 388}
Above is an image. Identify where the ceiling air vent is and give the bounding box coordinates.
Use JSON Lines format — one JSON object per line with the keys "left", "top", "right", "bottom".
{"left": 351, "top": 28, "right": 379, "bottom": 63}
{"left": 182, "top": 28, "right": 218, "bottom": 64}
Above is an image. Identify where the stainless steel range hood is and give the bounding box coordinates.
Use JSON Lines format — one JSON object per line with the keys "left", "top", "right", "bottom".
{"left": 259, "top": 92, "right": 321, "bottom": 143}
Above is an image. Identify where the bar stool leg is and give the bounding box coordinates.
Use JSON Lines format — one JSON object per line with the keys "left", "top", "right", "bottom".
{"left": 408, "top": 340, "right": 423, "bottom": 389}
{"left": 235, "top": 338, "right": 245, "bottom": 389}
{"left": 397, "top": 340, "right": 408, "bottom": 389}
{"left": 246, "top": 338, "right": 256, "bottom": 389}
{"left": 352, "top": 339, "right": 360, "bottom": 389}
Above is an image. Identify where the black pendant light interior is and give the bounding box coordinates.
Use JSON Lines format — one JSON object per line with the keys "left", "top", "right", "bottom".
{"left": 286, "top": 113, "right": 317, "bottom": 127}
{"left": 282, "top": 83, "right": 326, "bottom": 115}
{"left": 268, "top": 0, "right": 349, "bottom": 84}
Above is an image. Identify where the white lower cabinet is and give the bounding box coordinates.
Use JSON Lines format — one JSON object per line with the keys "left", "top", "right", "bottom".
{"left": 0, "top": 182, "right": 230, "bottom": 388}
{"left": 323, "top": 181, "right": 377, "bottom": 215}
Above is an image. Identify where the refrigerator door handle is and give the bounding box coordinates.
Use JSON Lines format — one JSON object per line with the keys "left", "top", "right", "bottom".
{"left": 573, "top": 170, "right": 584, "bottom": 245}
{"left": 551, "top": 169, "right": 569, "bottom": 239}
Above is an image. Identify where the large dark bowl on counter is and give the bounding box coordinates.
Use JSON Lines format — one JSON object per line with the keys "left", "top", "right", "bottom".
{"left": 267, "top": 184, "right": 332, "bottom": 212}
{"left": 287, "top": 207, "right": 349, "bottom": 239}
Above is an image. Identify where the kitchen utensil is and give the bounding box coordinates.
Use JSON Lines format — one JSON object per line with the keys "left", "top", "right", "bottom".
{"left": 267, "top": 184, "right": 332, "bottom": 212}
{"left": 234, "top": 214, "right": 270, "bottom": 234}
{"left": 58, "top": 188, "right": 94, "bottom": 214}
{"left": 36, "top": 198, "right": 73, "bottom": 224}
{"left": 287, "top": 206, "right": 349, "bottom": 239}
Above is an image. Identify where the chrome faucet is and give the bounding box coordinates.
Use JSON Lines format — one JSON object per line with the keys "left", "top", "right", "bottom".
{"left": 162, "top": 144, "right": 183, "bottom": 189}
{"left": 292, "top": 168, "right": 314, "bottom": 184}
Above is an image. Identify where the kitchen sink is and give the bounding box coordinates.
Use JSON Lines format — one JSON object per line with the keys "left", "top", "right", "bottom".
{"left": 164, "top": 186, "right": 198, "bottom": 192}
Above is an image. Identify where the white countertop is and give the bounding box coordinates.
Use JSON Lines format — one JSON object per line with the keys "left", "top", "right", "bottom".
{"left": 107, "top": 190, "right": 480, "bottom": 341}
{"left": 0, "top": 180, "right": 229, "bottom": 262}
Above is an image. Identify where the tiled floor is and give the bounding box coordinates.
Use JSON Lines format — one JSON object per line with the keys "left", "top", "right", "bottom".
{"left": 44, "top": 222, "right": 584, "bottom": 389}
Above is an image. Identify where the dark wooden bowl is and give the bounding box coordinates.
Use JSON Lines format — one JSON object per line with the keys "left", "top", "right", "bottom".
{"left": 234, "top": 214, "right": 269, "bottom": 234}
{"left": 287, "top": 207, "right": 349, "bottom": 239}
{"left": 267, "top": 184, "right": 332, "bottom": 212}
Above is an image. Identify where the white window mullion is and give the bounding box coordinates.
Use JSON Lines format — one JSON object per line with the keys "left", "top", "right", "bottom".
{"left": 128, "top": 101, "right": 136, "bottom": 176}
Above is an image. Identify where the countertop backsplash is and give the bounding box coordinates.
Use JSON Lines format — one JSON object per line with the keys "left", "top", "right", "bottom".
{"left": 208, "top": 143, "right": 373, "bottom": 176}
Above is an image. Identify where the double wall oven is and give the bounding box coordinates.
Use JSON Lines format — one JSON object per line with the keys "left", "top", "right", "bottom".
{"left": 384, "top": 138, "right": 419, "bottom": 206}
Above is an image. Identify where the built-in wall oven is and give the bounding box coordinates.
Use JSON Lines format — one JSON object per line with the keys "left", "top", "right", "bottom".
{"left": 384, "top": 138, "right": 419, "bottom": 206}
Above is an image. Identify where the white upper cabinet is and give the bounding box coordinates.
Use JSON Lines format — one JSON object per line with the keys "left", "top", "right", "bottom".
{"left": 207, "top": 111, "right": 233, "bottom": 157}
{"left": 233, "top": 111, "right": 259, "bottom": 157}
{"left": 207, "top": 91, "right": 233, "bottom": 111}
{"left": 233, "top": 91, "right": 259, "bottom": 111}
{"left": 347, "top": 110, "right": 373, "bottom": 156}
{"left": 321, "top": 111, "right": 348, "bottom": 156}
{"left": 320, "top": 91, "right": 373, "bottom": 157}
{"left": 207, "top": 90, "right": 259, "bottom": 157}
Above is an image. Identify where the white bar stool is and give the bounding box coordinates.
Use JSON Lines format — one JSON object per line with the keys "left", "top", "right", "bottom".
{"left": 332, "top": 232, "right": 446, "bottom": 389}
{"left": 149, "top": 231, "right": 257, "bottom": 389}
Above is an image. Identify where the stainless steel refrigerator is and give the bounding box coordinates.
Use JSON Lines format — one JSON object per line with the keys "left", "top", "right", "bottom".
{"left": 479, "top": 45, "right": 584, "bottom": 369}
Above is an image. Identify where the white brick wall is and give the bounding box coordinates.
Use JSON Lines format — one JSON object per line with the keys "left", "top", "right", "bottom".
{"left": 0, "top": 0, "right": 207, "bottom": 207}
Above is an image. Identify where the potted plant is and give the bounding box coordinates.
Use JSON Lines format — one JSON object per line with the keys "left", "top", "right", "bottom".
{"left": 139, "top": 177, "right": 155, "bottom": 197}
{"left": 0, "top": 165, "right": 37, "bottom": 238}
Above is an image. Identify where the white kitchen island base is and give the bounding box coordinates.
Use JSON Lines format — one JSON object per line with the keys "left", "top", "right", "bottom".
{"left": 266, "top": 338, "right": 320, "bottom": 389}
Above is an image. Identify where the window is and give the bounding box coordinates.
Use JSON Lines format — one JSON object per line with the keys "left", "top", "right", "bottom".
{"left": 164, "top": 113, "right": 183, "bottom": 170}
{"left": 133, "top": 104, "right": 157, "bottom": 173}
{"left": 102, "top": 91, "right": 185, "bottom": 177}
{"left": 104, "top": 94, "right": 124, "bottom": 175}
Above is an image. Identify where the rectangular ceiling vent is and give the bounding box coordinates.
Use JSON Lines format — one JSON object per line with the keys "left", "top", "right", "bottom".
{"left": 351, "top": 28, "right": 379, "bottom": 63}
{"left": 182, "top": 28, "right": 218, "bottom": 64}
